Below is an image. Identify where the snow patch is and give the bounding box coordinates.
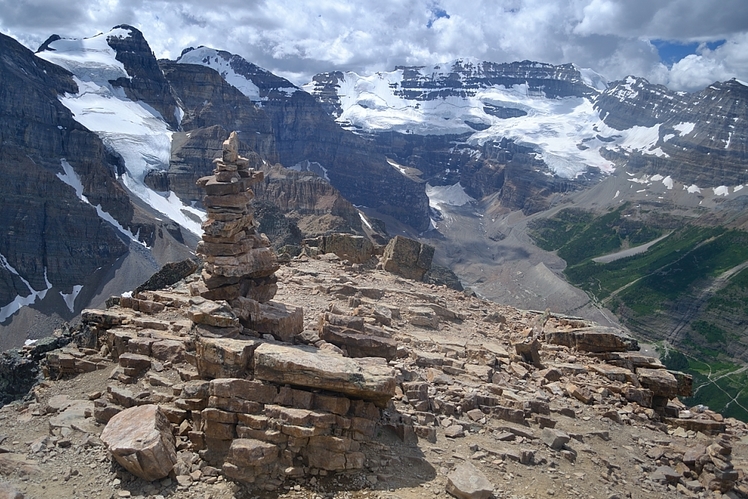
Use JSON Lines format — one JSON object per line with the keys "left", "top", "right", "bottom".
{"left": 0, "top": 254, "right": 53, "bottom": 323}
{"left": 686, "top": 184, "right": 702, "bottom": 194}
{"left": 735, "top": 185, "right": 744, "bottom": 193}
{"left": 662, "top": 176, "right": 674, "bottom": 190}
{"left": 673, "top": 122, "right": 696, "bottom": 136}
{"left": 425, "top": 183, "right": 475, "bottom": 210}
{"left": 713, "top": 186, "right": 730, "bottom": 196}
{"left": 358, "top": 212, "right": 372, "bottom": 231}
{"left": 290, "top": 160, "right": 330, "bottom": 181}
{"left": 178, "top": 47, "right": 262, "bottom": 100}
{"left": 60, "top": 285, "right": 83, "bottom": 313}
{"left": 387, "top": 158, "right": 411, "bottom": 176}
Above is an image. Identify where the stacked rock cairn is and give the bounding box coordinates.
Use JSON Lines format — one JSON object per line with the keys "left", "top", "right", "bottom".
{"left": 195, "top": 132, "right": 279, "bottom": 304}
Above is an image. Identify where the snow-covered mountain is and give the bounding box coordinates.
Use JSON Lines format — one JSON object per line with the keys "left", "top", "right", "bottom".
{"left": 36, "top": 28, "right": 204, "bottom": 235}
{"left": 304, "top": 60, "right": 748, "bottom": 198}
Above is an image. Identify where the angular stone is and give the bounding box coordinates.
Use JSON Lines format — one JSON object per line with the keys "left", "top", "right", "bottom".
{"left": 118, "top": 353, "right": 151, "bottom": 373}
{"left": 252, "top": 301, "right": 304, "bottom": 342}
{"left": 100, "top": 405, "right": 177, "bottom": 482}
{"left": 204, "top": 247, "right": 279, "bottom": 278}
{"left": 637, "top": 368, "right": 678, "bottom": 398}
{"left": 188, "top": 300, "right": 239, "bottom": 328}
{"left": 381, "top": 236, "right": 434, "bottom": 281}
{"left": 565, "top": 383, "right": 593, "bottom": 404}
{"left": 196, "top": 337, "right": 262, "bottom": 379}
{"left": 319, "top": 325, "right": 398, "bottom": 360}
{"left": 210, "top": 378, "right": 278, "bottom": 404}
{"left": 541, "top": 428, "right": 570, "bottom": 450}
{"left": 227, "top": 438, "right": 278, "bottom": 468}
{"left": 544, "top": 327, "right": 638, "bottom": 353}
{"left": 150, "top": 339, "right": 186, "bottom": 364}
{"left": 446, "top": 461, "right": 493, "bottom": 499}
{"left": 407, "top": 306, "right": 439, "bottom": 328}
{"left": 253, "top": 343, "right": 396, "bottom": 407}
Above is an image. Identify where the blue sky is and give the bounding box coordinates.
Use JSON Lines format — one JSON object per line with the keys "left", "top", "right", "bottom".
{"left": 1, "top": 0, "right": 747, "bottom": 91}
{"left": 652, "top": 39, "right": 726, "bottom": 66}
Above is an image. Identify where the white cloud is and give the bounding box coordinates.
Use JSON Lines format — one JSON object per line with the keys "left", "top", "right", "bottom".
{"left": 1, "top": 0, "right": 747, "bottom": 90}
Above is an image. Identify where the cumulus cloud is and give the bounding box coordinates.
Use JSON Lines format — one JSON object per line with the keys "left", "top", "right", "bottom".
{"left": 0, "top": 0, "right": 747, "bottom": 91}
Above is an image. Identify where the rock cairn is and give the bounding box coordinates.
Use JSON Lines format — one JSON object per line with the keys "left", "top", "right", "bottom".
{"left": 194, "top": 131, "right": 279, "bottom": 304}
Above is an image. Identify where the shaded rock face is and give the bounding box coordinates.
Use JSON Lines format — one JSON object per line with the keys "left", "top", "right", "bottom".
{"left": 253, "top": 165, "right": 364, "bottom": 237}
{"left": 168, "top": 125, "right": 265, "bottom": 204}
{"left": 371, "top": 133, "right": 585, "bottom": 215}
{"left": 0, "top": 33, "right": 130, "bottom": 312}
{"left": 173, "top": 48, "right": 431, "bottom": 231}
{"left": 596, "top": 77, "right": 748, "bottom": 186}
{"left": 382, "top": 236, "right": 435, "bottom": 281}
{"left": 159, "top": 61, "right": 277, "bottom": 162}
{"left": 104, "top": 25, "right": 181, "bottom": 130}
{"left": 259, "top": 91, "right": 431, "bottom": 231}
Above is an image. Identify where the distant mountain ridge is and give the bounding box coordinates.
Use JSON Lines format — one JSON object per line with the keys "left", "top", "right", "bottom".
{"left": 1, "top": 24, "right": 747, "bottom": 357}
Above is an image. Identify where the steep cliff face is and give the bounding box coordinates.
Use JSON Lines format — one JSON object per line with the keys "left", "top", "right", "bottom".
{"left": 254, "top": 165, "right": 364, "bottom": 236}
{"left": 0, "top": 33, "right": 130, "bottom": 316}
{"left": 596, "top": 77, "right": 748, "bottom": 186}
{"left": 261, "top": 91, "right": 430, "bottom": 230}
{"left": 159, "top": 61, "right": 277, "bottom": 162}
{"left": 103, "top": 25, "right": 182, "bottom": 130}
{"left": 171, "top": 49, "right": 432, "bottom": 232}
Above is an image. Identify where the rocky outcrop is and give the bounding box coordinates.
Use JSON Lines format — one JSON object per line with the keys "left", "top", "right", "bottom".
{"left": 159, "top": 61, "right": 277, "bottom": 162}
{"left": 103, "top": 25, "right": 182, "bottom": 130}
{"left": 308, "top": 60, "right": 597, "bottom": 118}
{"left": 253, "top": 165, "right": 365, "bottom": 236}
{"left": 381, "top": 236, "right": 434, "bottom": 281}
{"left": 172, "top": 48, "right": 431, "bottom": 231}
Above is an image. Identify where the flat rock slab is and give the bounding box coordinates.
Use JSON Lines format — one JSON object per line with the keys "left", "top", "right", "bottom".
{"left": 446, "top": 461, "right": 493, "bottom": 499}
{"left": 49, "top": 400, "right": 97, "bottom": 435}
{"left": 100, "top": 404, "right": 177, "bottom": 482}
{"left": 253, "top": 343, "right": 396, "bottom": 407}
{"left": 545, "top": 327, "right": 638, "bottom": 353}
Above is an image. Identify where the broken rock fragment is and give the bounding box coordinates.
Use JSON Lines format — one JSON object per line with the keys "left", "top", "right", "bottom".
{"left": 446, "top": 461, "right": 493, "bottom": 499}
{"left": 100, "top": 404, "right": 177, "bottom": 481}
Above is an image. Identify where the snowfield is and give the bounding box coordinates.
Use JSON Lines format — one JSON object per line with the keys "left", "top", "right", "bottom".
{"left": 36, "top": 28, "right": 204, "bottom": 236}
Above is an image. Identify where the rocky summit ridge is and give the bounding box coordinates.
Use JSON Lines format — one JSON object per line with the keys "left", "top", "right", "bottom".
{"left": 0, "top": 217, "right": 747, "bottom": 497}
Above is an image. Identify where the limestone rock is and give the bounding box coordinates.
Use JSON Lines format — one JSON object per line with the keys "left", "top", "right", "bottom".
{"left": 100, "top": 404, "right": 177, "bottom": 481}
{"left": 637, "top": 368, "right": 679, "bottom": 398}
{"left": 544, "top": 327, "right": 638, "bottom": 353}
{"left": 541, "top": 428, "right": 570, "bottom": 450}
{"left": 253, "top": 343, "right": 396, "bottom": 407}
{"left": 309, "top": 233, "right": 376, "bottom": 263}
{"left": 445, "top": 461, "right": 493, "bottom": 499}
{"left": 381, "top": 236, "right": 434, "bottom": 281}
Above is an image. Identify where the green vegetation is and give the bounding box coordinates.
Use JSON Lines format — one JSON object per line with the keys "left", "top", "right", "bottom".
{"left": 530, "top": 207, "right": 748, "bottom": 420}
{"left": 661, "top": 346, "right": 748, "bottom": 421}
{"left": 529, "top": 204, "right": 662, "bottom": 267}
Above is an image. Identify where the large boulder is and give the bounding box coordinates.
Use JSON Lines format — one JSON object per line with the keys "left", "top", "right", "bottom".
{"left": 100, "top": 404, "right": 177, "bottom": 481}
{"left": 381, "top": 236, "right": 434, "bottom": 281}
{"left": 253, "top": 343, "right": 396, "bottom": 407}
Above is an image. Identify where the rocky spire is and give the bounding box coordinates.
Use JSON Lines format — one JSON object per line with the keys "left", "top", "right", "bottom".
{"left": 194, "top": 131, "right": 279, "bottom": 303}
